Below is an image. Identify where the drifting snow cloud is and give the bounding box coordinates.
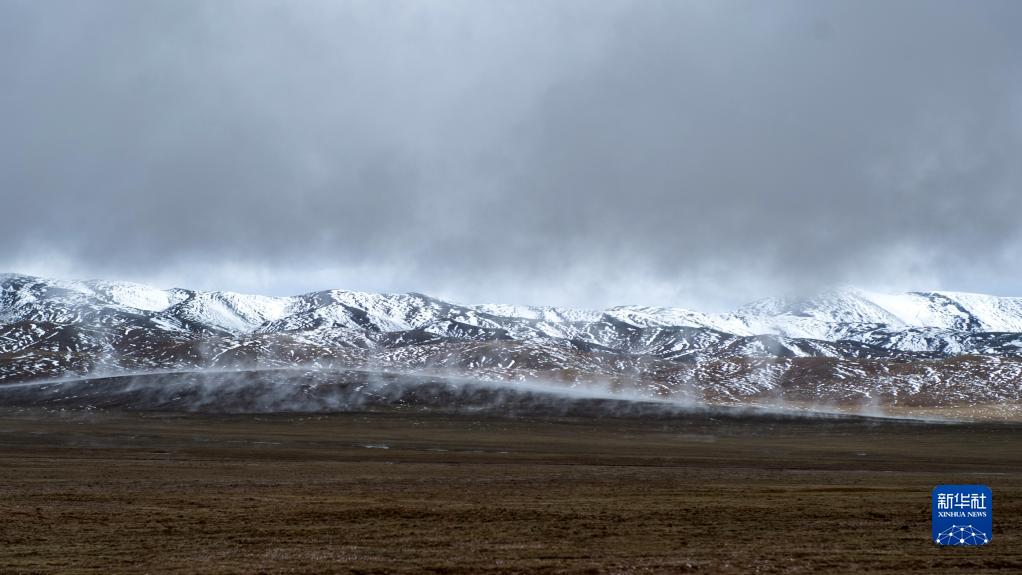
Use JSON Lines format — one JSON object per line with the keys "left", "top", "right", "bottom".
{"left": 2, "top": 1, "right": 1020, "bottom": 308}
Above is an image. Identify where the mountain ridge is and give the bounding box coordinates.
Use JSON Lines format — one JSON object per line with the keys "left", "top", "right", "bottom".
{"left": 2, "top": 273, "right": 1021, "bottom": 416}
{"left": 6, "top": 272, "right": 1022, "bottom": 337}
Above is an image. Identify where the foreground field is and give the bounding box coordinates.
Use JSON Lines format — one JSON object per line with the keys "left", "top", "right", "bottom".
{"left": 0, "top": 408, "right": 1020, "bottom": 574}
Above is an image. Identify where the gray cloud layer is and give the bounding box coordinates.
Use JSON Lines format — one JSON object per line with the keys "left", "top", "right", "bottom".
{"left": 2, "top": 1, "right": 1020, "bottom": 308}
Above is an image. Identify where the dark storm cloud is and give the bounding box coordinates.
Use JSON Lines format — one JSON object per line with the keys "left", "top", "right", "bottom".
{"left": 1, "top": 0, "right": 1020, "bottom": 307}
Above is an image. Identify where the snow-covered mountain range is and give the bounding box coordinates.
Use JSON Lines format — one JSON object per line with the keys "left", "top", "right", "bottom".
{"left": 2, "top": 273, "right": 1021, "bottom": 415}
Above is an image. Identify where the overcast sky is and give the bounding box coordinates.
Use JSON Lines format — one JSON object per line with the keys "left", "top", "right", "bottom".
{"left": 2, "top": 1, "right": 1020, "bottom": 309}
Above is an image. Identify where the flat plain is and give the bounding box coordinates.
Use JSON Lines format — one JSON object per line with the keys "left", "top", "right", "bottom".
{"left": 0, "top": 407, "right": 1020, "bottom": 574}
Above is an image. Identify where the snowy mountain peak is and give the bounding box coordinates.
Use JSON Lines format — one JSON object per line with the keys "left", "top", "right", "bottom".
{"left": 5, "top": 273, "right": 1022, "bottom": 339}
{"left": 4, "top": 273, "right": 1022, "bottom": 412}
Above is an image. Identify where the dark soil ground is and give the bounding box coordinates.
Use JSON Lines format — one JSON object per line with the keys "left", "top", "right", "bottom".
{"left": 0, "top": 407, "right": 1020, "bottom": 574}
